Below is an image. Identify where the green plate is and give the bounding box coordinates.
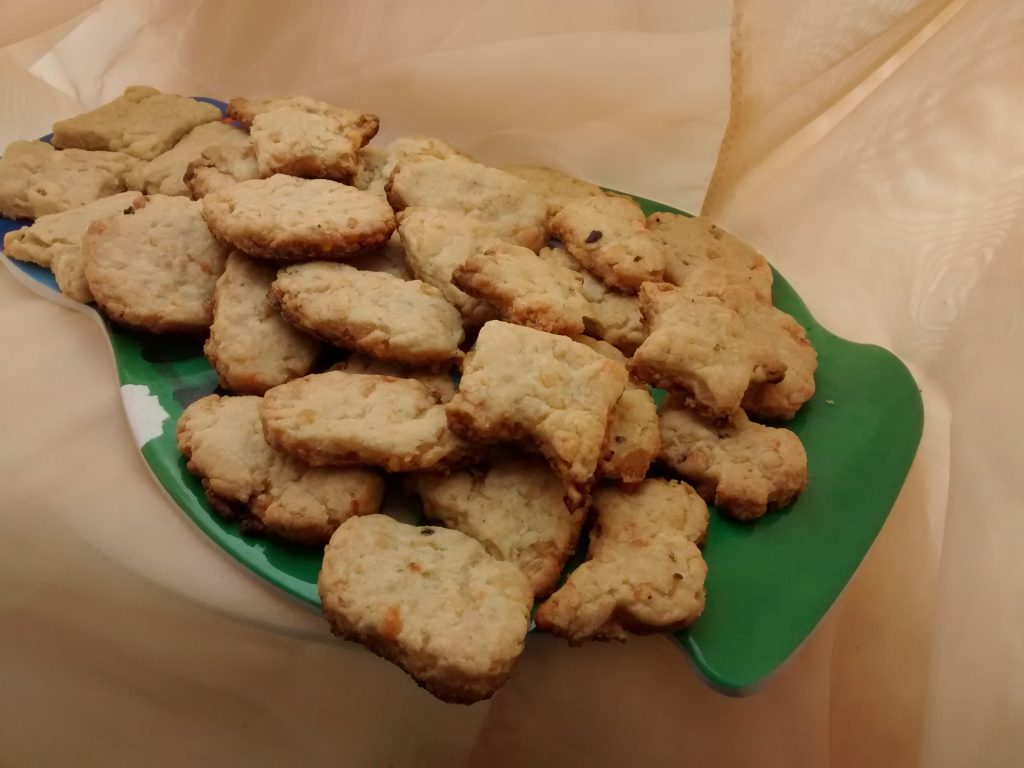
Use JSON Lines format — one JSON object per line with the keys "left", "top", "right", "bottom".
{"left": 0, "top": 112, "right": 923, "bottom": 692}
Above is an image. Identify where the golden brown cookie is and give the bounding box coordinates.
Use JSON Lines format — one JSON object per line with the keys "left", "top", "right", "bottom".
{"left": 227, "top": 96, "right": 378, "bottom": 182}
{"left": 629, "top": 282, "right": 786, "bottom": 419}
{"left": 318, "top": 514, "right": 533, "bottom": 703}
{"left": 549, "top": 196, "right": 667, "bottom": 291}
{"left": 270, "top": 262, "right": 464, "bottom": 364}
{"left": 658, "top": 396, "right": 808, "bottom": 520}
{"left": 0, "top": 140, "right": 137, "bottom": 219}
{"left": 452, "top": 241, "right": 587, "bottom": 335}
{"left": 407, "top": 456, "right": 586, "bottom": 596}
{"left": 177, "top": 394, "right": 383, "bottom": 545}
{"left": 127, "top": 121, "right": 250, "bottom": 197}
{"left": 82, "top": 194, "right": 229, "bottom": 333}
{"left": 396, "top": 208, "right": 501, "bottom": 325}
{"left": 3, "top": 191, "right": 138, "bottom": 303}
{"left": 445, "top": 321, "right": 629, "bottom": 508}
{"left": 646, "top": 212, "right": 773, "bottom": 304}
{"left": 574, "top": 336, "right": 660, "bottom": 483}
{"left": 184, "top": 142, "right": 261, "bottom": 199}
{"left": 539, "top": 246, "right": 646, "bottom": 353}
{"left": 388, "top": 156, "right": 546, "bottom": 250}
{"left": 52, "top": 86, "right": 221, "bottom": 160}
{"left": 204, "top": 252, "right": 321, "bottom": 394}
{"left": 261, "top": 371, "right": 470, "bottom": 472}
{"left": 535, "top": 479, "right": 708, "bottom": 643}
{"left": 202, "top": 175, "right": 395, "bottom": 261}
{"left": 354, "top": 136, "right": 466, "bottom": 199}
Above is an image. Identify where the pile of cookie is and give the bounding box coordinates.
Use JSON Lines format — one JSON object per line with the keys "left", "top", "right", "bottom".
{"left": 1, "top": 87, "right": 814, "bottom": 704}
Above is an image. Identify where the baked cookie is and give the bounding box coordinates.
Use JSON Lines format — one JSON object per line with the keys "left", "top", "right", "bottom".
{"left": 52, "top": 86, "right": 222, "bottom": 160}
{"left": 204, "top": 252, "right": 321, "bottom": 394}
{"left": 573, "top": 336, "right": 660, "bottom": 483}
{"left": 502, "top": 164, "right": 605, "bottom": 218}
{"left": 742, "top": 309, "right": 817, "bottom": 420}
{"left": 658, "top": 397, "right": 808, "bottom": 520}
{"left": 202, "top": 175, "right": 395, "bottom": 261}
{"left": 127, "top": 121, "right": 250, "bottom": 197}
{"left": 452, "top": 241, "right": 587, "bottom": 335}
{"left": 261, "top": 371, "right": 470, "bottom": 472}
{"left": 344, "top": 233, "right": 412, "bottom": 280}
{"left": 184, "top": 142, "right": 260, "bottom": 199}
{"left": 0, "top": 140, "right": 136, "bottom": 219}
{"left": 629, "top": 282, "right": 786, "bottom": 419}
{"left": 387, "top": 156, "right": 546, "bottom": 250}
{"left": 82, "top": 194, "right": 229, "bottom": 332}
{"left": 591, "top": 478, "right": 709, "bottom": 549}
{"left": 3, "top": 191, "right": 138, "bottom": 303}
{"left": 331, "top": 353, "right": 456, "bottom": 404}
{"left": 549, "top": 196, "right": 667, "bottom": 291}
{"left": 677, "top": 266, "right": 817, "bottom": 419}
{"left": 270, "top": 262, "right": 464, "bottom": 364}
{"left": 354, "top": 136, "right": 466, "bottom": 199}
{"left": 318, "top": 514, "right": 533, "bottom": 703}
{"left": 535, "top": 479, "right": 708, "bottom": 643}
{"left": 227, "top": 96, "right": 378, "bottom": 181}
{"left": 646, "top": 212, "right": 773, "bottom": 304}
{"left": 396, "top": 209, "right": 500, "bottom": 325}
{"left": 446, "top": 321, "right": 629, "bottom": 508}
{"left": 177, "top": 394, "right": 383, "bottom": 545}
{"left": 539, "top": 245, "right": 646, "bottom": 354}
{"left": 407, "top": 456, "right": 586, "bottom": 596}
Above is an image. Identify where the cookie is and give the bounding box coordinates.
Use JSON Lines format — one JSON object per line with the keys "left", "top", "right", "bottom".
{"left": 539, "top": 246, "right": 646, "bottom": 354}
{"left": 573, "top": 336, "right": 660, "bottom": 483}
{"left": 52, "top": 86, "right": 222, "bottom": 160}
{"left": 0, "top": 140, "right": 137, "bottom": 219}
{"left": 318, "top": 514, "right": 533, "bottom": 703}
{"left": 228, "top": 97, "right": 378, "bottom": 181}
{"left": 127, "top": 121, "right": 250, "bottom": 196}
{"left": 396, "top": 209, "right": 501, "bottom": 325}
{"left": 344, "top": 233, "right": 412, "bottom": 280}
{"left": 502, "top": 164, "right": 605, "bottom": 218}
{"left": 2, "top": 191, "right": 138, "bottom": 303}
{"left": 446, "top": 321, "right": 629, "bottom": 508}
{"left": 387, "top": 156, "right": 546, "bottom": 250}
{"left": 82, "top": 194, "right": 229, "bottom": 333}
{"left": 600, "top": 386, "right": 660, "bottom": 484}
{"left": 629, "top": 282, "right": 786, "bottom": 419}
{"left": 678, "top": 266, "right": 816, "bottom": 419}
{"left": 270, "top": 262, "right": 464, "bottom": 364}
{"left": 407, "top": 456, "right": 586, "bottom": 596}
{"left": 588, "top": 477, "right": 710, "bottom": 551}
{"left": 452, "top": 241, "right": 587, "bottom": 335}
{"left": 261, "top": 371, "right": 470, "bottom": 472}
{"left": 354, "top": 136, "right": 466, "bottom": 199}
{"left": 658, "top": 397, "right": 808, "bottom": 520}
{"left": 535, "top": 479, "right": 708, "bottom": 643}
{"left": 202, "top": 174, "right": 396, "bottom": 261}
{"left": 227, "top": 95, "right": 376, "bottom": 132}
{"left": 177, "top": 394, "right": 383, "bottom": 545}
{"left": 204, "top": 252, "right": 321, "bottom": 394}
{"left": 184, "top": 142, "right": 261, "bottom": 199}
{"left": 741, "top": 309, "right": 817, "bottom": 420}
{"left": 331, "top": 353, "right": 456, "bottom": 404}
{"left": 646, "top": 212, "right": 773, "bottom": 303}
{"left": 549, "top": 196, "right": 667, "bottom": 291}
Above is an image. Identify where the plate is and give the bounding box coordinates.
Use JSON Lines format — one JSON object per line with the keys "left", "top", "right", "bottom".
{"left": 0, "top": 98, "right": 923, "bottom": 693}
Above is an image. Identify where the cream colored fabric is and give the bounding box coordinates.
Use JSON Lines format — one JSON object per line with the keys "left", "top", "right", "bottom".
{"left": 0, "top": 0, "right": 1018, "bottom": 765}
